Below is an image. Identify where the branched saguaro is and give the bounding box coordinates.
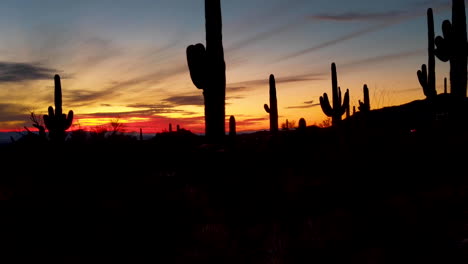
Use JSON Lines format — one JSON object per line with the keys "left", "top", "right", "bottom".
{"left": 434, "top": 0, "right": 467, "bottom": 98}
{"left": 43, "top": 74, "right": 74, "bottom": 143}
{"left": 264, "top": 74, "right": 279, "bottom": 134}
{"left": 320, "top": 63, "right": 349, "bottom": 127}
{"left": 417, "top": 8, "right": 437, "bottom": 99}
{"left": 187, "top": 0, "right": 226, "bottom": 144}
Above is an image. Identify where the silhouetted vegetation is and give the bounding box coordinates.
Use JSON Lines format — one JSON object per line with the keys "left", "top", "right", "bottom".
{"left": 43, "top": 74, "right": 74, "bottom": 143}
{"left": 418, "top": 8, "right": 437, "bottom": 99}
{"left": 264, "top": 74, "right": 279, "bottom": 135}
{"left": 186, "top": 0, "right": 226, "bottom": 144}
{"left": 2, "top": 0, "right": 468, "bottom": 263}
{"left": 435, "top": 0, "right": 467, "bottom": 99}
{"left": 319, "top": 63, "right": 350, "bottom": 127}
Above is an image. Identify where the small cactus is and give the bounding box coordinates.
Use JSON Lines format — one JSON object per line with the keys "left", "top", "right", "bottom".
{"left": 264, "top": 74, "right": 279, "bottom": 134}
{"left": 298, "top": 118, "right": 306, "bottom": 130}
{"left": 358, "top": 84, "right": 371, "bottom": 113}
{"left": 229, "top": 115, "right": 236, "bottom": 137}
{"left": 43, "top": 74, "right": 74, "bottom": 143}
{"left": 320, "top": 63, "right": 349, "bottom": 127}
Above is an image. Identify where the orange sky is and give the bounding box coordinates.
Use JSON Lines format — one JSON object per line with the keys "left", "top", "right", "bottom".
{"left": 0, "top": 0, "right": 455, "bottom": 136}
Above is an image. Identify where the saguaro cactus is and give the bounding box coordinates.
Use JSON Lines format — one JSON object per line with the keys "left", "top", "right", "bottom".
{"left": 320, "top": 63, "right": 349, "bottom": 127}
{"left": 417, "top": 8, "right": 437, "bottom": 99}
{"left": 298, "top": 118, "right": 306, "bottom": 130}
{"left": 264, "top": 74, "right": 279, "bottom": 134}
{"left": 434, "top": 0, "right": 467, "bottom": 98}
{"left": 229, "top": 115, "right": 236, "bottom": 137}
{"left": 43, "top": 74, "right": 74, "bottom": 143}
{"left": 187, "top": 0, "right": 226, "bottom": 144}
{"left": 358, "top": 84, "right": 370, "bottom": 113}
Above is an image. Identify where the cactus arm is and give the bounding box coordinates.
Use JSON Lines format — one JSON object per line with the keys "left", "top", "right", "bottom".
{"left": 65, "top": 110, "right": 74, "bottom": 130}
{"left": 320, "top": 93, "right": 334, "bottom": 117}
{"left": 337, "top": 89, "right": 349, "bottom": 116}
{"left": 187, "top": 44, "right": 207, "bottom": 90}
{"left": 264, "top": 104, "right": 271, "bottom": 113}
{"left": 417, "top": 64, "right": 429, "bottom": 91}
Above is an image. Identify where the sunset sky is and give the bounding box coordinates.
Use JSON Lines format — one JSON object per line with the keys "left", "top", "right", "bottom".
{"left": 0, "top": 0, "right": 459, "bottom": 135}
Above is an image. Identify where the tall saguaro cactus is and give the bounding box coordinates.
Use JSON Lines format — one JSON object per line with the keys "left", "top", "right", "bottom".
{"left": 417, "top": 8, "right": 437, "bottom": 99}
{"left": 434, "top": 0, "right": 467, "bottom": 98}
{"left": 320, "top": 63, "right": 349, "bottom": 127}
{"left": 43, "top": 74, "right": 74, "bottom": 143}
{"left": 264, "top": 74, "right": 279, "bottom": 134}
{"left": 187, "top": 0, "right": 226, "bottom": 144}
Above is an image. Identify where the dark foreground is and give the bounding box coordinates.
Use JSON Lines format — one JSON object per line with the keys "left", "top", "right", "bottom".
{"left": 3, "top": 93, "right": 468, "bottom": 263}
{"left": 1, "top": 130, "right": 467, "bottom": 264}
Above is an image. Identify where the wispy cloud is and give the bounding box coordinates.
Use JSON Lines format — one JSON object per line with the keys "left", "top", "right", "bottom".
{"left": 163, "top": 95, "right": 204, "bottom": 107}
{"left": 227, "top": 73, "right": 325, "bottom": 93}
{"left": 340, "top": 49, "right": 425, "bottom": 70}
{"left": 286, "top": 100, "right": 320, "bottom": 109}
{"left": 276, "top": 1, "right": 451, "bottom": 63}
{"left": 275, "top": 22, "right": 394, "bottom": 62}
{"left": 226, "top": 18, "right": 307, "bottom": 54}
{"left": 310, "top": 10, "right": 407, "bottom": 22}
{"left": 0, "top": 62, "right": 58, "bottom": 83}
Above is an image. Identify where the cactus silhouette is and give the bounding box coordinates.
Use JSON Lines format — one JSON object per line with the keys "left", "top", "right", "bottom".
{"left": 417, "top": 8, "right": 437, "bottom": 99}
{"left": 229, "top": 115, "right": 236, "bottom": 137}
{"left": 186, "top": 0, "right": 226, "bottom": 144}
{"left": 298, "top": 118, "right": 306, "bottom": 130}
{"left": 43, "top": 74, "right": 74, "bottom": 143}
{"left": 444, "top": 77, "right": 448, "bottom": 94}
{"left": 434, "top": 0, "right": 467, "bottom": 98}
{"left": 358, "top": 84, "right": 371, "bottom": 113}
{"left": 264, "top": 74, "right": 279, "bottom": 134}
{"left": 320, "top": 63, "right": 350, "bottom": 127}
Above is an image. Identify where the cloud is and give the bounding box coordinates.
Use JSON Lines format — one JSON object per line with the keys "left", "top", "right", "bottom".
{"left": 163, "top": 95, "right": 204, "bottom": 106}
{"left": 0, "top": 103, "right": 29, "bottom": 123}
{"left": 234, "top": 117, "right": 268, "bottom": 128}
{"left": 340, "top": 49, "right": 425, "bottom": 70}
{"left": 227, "top": 73, "right": 325, "bottom": 94}
{"left": 275, "top": 1, "right": 451, "bottom": 63}
{"left": 310, "top": 10, "right": 407, "bottom": 22}
{"left": 226, "top": 18, "right": 307, "bottom": 53}
{"left": 126, "top": 103, "right": 196, "bottom": 115}
{"left": 286, "top": 100, "right": 320, "bottom": 109}
{"left": 0, "top": 62, "right": 58, "bottom": 83}
{"left": 275, "top": 22, "right": 394, "bottom": 62}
